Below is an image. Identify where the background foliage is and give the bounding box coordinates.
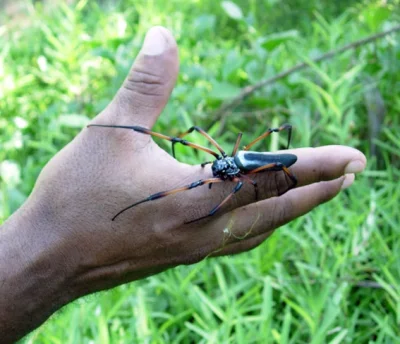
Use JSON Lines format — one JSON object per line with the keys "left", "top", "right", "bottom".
{"left": 1, "top": 0, "right": 400, "bottom": 342}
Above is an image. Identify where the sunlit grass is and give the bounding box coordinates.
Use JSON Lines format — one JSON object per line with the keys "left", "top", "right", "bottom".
{"left": 1, "top": 0, "right": 399, "bottom": 343}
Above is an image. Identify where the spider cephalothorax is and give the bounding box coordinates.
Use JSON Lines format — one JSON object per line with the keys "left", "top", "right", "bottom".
{"left": 211, "top": 157, "right": 240, "bottom": 180}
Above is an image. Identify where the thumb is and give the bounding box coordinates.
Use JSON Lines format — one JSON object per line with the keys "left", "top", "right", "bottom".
{"left": 100, "top": 26, "right": 179, "bottom": 128}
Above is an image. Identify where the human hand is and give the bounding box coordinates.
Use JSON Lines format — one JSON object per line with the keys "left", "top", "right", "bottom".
{"left": 8, "top": 26, "right": 367, "bottom": 295}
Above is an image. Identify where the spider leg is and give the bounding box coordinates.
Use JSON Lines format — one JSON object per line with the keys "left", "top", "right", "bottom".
{"left": 201, "top": 161, "right": 213, "bottom": 168}
{"left": 246, "top": 162, "right": 297, "bottom": 186}
{"left": 172, "top": 126, "right": 226, "bottom": 158}
{"left": 87, "top": 124, "right": 220, "bottom": 159}
{"left": 185, "top": 178, "right": 243, "bottom": 224}
{"left": 112, "top": 177, "right": 223, "bottom": 221}
{"left": 231, "top": 132, "right": 243, "bottom": 156}
{"left": 243, "top": 123, "right": 292, "bottom": 151}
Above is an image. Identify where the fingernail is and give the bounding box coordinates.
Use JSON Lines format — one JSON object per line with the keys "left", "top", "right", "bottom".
{"left": 344, "top": 160, "right": 365, "bottom": 174}
{"left": 341, "top": 173, "right": 355, "bottom": 190}
{"left": 141, "top": 27, "right": 167, "bottom": 56}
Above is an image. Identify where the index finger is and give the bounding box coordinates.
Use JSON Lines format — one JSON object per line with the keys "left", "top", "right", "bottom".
{"left": 182, "top": 145, "right": 366, "bottom": 225}
{"left": 288, "top": 145, "right": 366, "bottom": 187}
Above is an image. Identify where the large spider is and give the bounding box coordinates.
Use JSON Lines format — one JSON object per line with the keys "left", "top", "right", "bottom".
{"left": 88, "top": 123, "right": 297, "bottom": 223}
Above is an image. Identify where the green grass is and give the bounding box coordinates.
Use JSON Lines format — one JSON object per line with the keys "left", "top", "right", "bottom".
{"left": 1, "top": 0, "right": 400, "bottom": 342}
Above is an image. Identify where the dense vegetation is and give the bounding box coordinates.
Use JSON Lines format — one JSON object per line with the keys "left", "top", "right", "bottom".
{"left": 1, "top": 0, "right": 400, "bottom": 342}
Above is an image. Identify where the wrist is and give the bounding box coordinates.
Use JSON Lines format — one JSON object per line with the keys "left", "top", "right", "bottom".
{"left": 0, "top": 200, "right": 77, "bottom": 343}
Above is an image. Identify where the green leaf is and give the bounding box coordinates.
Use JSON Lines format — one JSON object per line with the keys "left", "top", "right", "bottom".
{"left": 221, "top": 1, "right": 243, "bottom": 20}
{"left": 261, "top": 30, "right": 299, "bottom": 50}
{"left": 361, "top": 3, "right": 391, "bottom": 31}
{"left": 193, "top": 14, "right": 216, "bottom": 34}
{"left": 329, "top": 329, "right": 349, "bottom": 344}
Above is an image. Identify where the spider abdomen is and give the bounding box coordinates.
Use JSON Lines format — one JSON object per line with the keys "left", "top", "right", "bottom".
{"left": 234, "top": 151, "right": 297, "bottom": 172}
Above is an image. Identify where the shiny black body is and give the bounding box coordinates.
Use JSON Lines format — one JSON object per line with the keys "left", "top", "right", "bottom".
{"left": 234, "top": 151, "right": 298, "bottom": 172}
{"left": 211, "top": 152, "right": 297, "bottom": 180}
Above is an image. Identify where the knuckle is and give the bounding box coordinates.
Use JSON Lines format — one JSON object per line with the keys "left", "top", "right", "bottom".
{"left": 317, "top": 164, "right": 328, "bottom": 183}
{"left": 261, "top": 171, "right": 293, "bottom": 199}
{"left": 312, "top": 152, "right": 330, "bottom": 182}
{"left": 124, "top": 66, "right": 165, "bottom": 97}
{"left": 268, "top": 196, "right": 293, "bottom": 230}
{"left": 317, "top": 182, "right": 339, "bottom": 204}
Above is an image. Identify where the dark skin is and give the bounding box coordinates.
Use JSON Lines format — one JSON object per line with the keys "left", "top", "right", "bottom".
{"left": 0, "top": 26, "right": 366, "bottom": 343}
